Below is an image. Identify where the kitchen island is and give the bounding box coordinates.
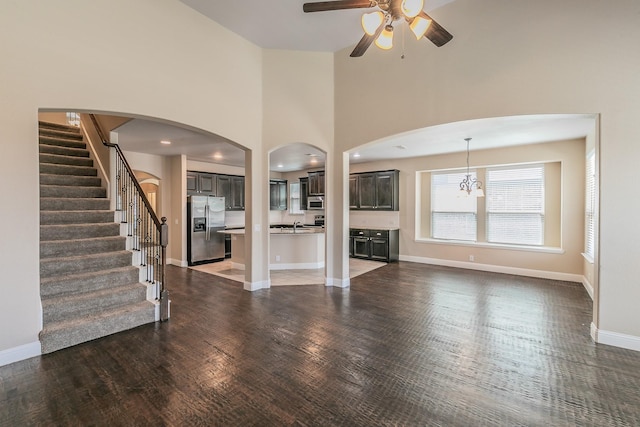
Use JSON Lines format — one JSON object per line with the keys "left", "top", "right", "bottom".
{"left": 219, "top": 227, "right": 325, "bottom": 270}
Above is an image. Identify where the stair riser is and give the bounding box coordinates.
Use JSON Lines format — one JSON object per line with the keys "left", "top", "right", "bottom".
{"left": 39, "top": 144, "right": 89, "bottom": 158}
{"left": 41, "top": 186, "right": 106, "bottom": 199}
{"left": 43, "top": 285, "right": 147, "bottom": 324}
{"left": 40, "top": 211, "right": 114, "bottom": 225}
{"left": 41, "top": 223, "right": 120, "bottom": 241}
{"left": 39, "top": 128, "right": 83, "bottom": 140}
{"left": 40, "top": 154, "right": 93, "bottom": 168}
{"left": 40, "top": 163, "right": 97, "bottom": 177}
{"left": 38, "top": 121, "right": 83, "bottom": 134}
{"left": 40, "top": 252, "right": 133, "bottom": 278}
{"left": 41, "top": 198, "right": 110, "bottom": 211}
{"left": 39, "top": 136, "right": 85, "bottom": 150}
{"left": 40, "top": 174, "right": 101, "bottom": 187}
{"left": 40, "top": 267, "right": 140, "bottom": 298}
{"left": 39, "top": 302, "right": 155, "bottom": 354}
{"left": 40, "top": 237, "right": 125, "bottom": 258}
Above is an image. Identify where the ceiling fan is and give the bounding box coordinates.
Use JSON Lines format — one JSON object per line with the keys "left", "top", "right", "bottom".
{"left": 303, "top": 0, "right": 453, "bottom": 57}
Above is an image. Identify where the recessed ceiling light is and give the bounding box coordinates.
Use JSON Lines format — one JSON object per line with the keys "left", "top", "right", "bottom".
{"left": 353, "top": 153, "right": 361, "bottom": 158}
{"left": 277, "top": 164, "right": 284, "bottom": 168}
{"left": 160, "top": 140, "right": 172, "bottom": 145}
{"left": 213, "top": 153, "right": 223, "bottom": 160}
{"left": 310, "top": 158, "right": 318, "bottom": 164}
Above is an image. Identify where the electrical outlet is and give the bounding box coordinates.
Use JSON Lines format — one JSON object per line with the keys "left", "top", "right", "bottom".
{"left": 469, "top": 255, "right": 474, "bottom": 262}
{"left": 275, "top": 255, "right": 281, "bottom": 262}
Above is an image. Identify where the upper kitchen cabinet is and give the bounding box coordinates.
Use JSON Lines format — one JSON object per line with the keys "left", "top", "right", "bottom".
{"left": 350, "top": 169, "right": 399, "bottom": 211}
{"left": 229, "top": 176, "right": 245, "bottom": 210}
{"left": 217, "top": 175, "right": 245, "bottom": 211}
{"left": 187, "top": 171, "right": 216, "bottom": 195}
{"left": 308, "top": 171, "right": 325, "bottom": 196}
{"left": 299, "top": 177, "right": 309, "bottom": 210}
{"left": 187, "top": 171, "right": 245, "bottom": 210}
{"left": 270, "top": 179, "right": 288, "bottom": 211}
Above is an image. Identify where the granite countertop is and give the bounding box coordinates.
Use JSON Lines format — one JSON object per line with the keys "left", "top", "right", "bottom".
{"left": 218, "top": 227, "right": 325, "bottom": 235}
{"left": 349, "top": 226, "right": 400, "bottom": 231}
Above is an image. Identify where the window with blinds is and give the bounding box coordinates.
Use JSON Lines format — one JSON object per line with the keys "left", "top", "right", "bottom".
{"left": 585, "top": 151, "right": 596, "bottom": 259}
{"left": 486, "top": 165, "right": 545, "bottom": 245}
{"left": 431, "top": 171, "right": 477, "bottom": 241}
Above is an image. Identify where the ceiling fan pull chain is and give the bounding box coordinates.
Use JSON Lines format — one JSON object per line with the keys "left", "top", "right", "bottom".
{"left": 401, "top": 22, "right": 406, "bottom": 59}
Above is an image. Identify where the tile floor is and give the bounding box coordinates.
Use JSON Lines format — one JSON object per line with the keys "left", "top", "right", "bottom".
{"left": 190, "top": 258, "right": 386, "bottom": 286}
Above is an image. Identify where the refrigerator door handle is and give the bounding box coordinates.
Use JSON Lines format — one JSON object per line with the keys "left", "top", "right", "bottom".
{"left": 205, "top": 204, "right": 210, "bottom": 241}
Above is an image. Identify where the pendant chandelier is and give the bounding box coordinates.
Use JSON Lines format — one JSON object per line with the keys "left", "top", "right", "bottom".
{"left": 460, "top": 138, "right": 484, "bottom": 197}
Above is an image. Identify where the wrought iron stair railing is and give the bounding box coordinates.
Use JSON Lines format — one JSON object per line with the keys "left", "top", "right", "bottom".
{"left": 88, "top": 114, "right": 169, "bottom": 321}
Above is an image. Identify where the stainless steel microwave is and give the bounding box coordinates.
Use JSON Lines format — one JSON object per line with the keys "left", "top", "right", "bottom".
{"left": 307, "top": 196, "right": 324, "bottom": 210}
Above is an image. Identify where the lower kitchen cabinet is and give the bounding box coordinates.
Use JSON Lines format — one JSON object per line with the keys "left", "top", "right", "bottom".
{"left": 349, "top": 228, "right": 399, "bottom": 262}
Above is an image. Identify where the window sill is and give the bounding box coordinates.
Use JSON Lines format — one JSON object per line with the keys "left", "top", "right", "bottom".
{"left": 415, "top": 237, "right": 565, "bottom": 254}
{"left": 582, "top": 253, "right": 594, "bottom": 264}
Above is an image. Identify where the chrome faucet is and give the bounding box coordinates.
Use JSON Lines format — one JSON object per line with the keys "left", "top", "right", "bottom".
{"left": 293, "top": 221, "right": 302, "bottom": 232}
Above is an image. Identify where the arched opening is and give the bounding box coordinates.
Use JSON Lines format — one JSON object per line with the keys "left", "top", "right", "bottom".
{"left": 345, "top": 113, "right": 600, "bottom": 328}
{"left": 268, "top": 142, "right": 327, "bottom": 286}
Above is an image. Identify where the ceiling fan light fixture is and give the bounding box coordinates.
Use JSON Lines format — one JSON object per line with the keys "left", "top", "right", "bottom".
{"left": 401, "top": 0, "right": 424, "bottom": 19}
{"left": 409, "top": 16, "right": 431, "bottom": 40}
{"left": 375, "top": 25, "right": 394, "bottom": 50}
{"left": 361, "top": 11, "right": 384, "bottom": 36}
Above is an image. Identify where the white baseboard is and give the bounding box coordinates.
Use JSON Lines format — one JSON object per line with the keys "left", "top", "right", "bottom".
{"left": 582, "top": 277, "right": 594, "bottom": 300}
{"left": 0, "top": 341, "right": 41, "bottom": 367}
{"left": 399, "top": 255, "right": 583, "bottom": 283}
{"left": 168, "top": 258, "right": 188, "bottom": 267}
{"left": 591, "top": 323, "right": 640, "bottom": 352}
{"left": 325, "top": 277, "right": 350, "bottom": 288}
{"left": 244, "top": 280, "right": 270, "bottom": 291}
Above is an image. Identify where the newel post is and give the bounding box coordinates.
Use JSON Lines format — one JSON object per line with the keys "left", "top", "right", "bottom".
{"left": 160, "top": 217, "right": 170, "bottom": 321}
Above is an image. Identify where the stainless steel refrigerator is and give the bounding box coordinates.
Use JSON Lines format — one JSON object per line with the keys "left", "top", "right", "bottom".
{"left": 187, "top": 195, "right": 225, "bottom": 265}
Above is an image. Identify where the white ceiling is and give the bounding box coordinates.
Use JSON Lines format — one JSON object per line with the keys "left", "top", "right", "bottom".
{"left": 112, "top": 1, "right": 597, "bottom": 172}
{"left": 179, "top": 0, "right": 457, "bottom": 53}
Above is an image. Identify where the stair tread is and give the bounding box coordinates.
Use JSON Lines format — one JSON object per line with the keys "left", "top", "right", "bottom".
{"left": 40, "top": 249, "right": 130, "bottom": 263}
{"left": 41, "top": 301, "right": 154, "bottom": 335}
{"left": 42, "top": 281, "right": 144, "bottom": 305}
{"left": 40, "top": 265, "right": 137, "bottom": 285}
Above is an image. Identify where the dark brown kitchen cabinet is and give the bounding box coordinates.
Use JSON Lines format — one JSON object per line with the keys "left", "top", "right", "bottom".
{"left": 349, "top": 169, "right": 399, "bottom": 211}
{"left": 187, "top": 171, "right": 216, "bottom": 195}
{"left": 199, "top": 173, "right": 216, "bottom": 194}
{"left": 299, "top": 177, "right": 308, "bottom": 210}
{"left": 348, "top": 174, "right": 359, "bottom": 209}
{"left": 216, "top": 175, "right": 230, "bottom": 203}
{"left": 229, "top": 176, "right": 245, "bottom": 210}
{"left": 308, "top": 171, "right": 324, "bottom": 196}
{"left": 349, "top": 228, "right": 399, "bottom": 262}
{"left": 270, "top": 179, "right": 287, "bottom": 211}
{"left": 187, "top": 171, "right": 245, "bottom": 210}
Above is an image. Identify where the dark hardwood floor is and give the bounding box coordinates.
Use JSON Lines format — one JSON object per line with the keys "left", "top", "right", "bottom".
{"left": 2, "top": 262, "right": 640, "bottom": 426}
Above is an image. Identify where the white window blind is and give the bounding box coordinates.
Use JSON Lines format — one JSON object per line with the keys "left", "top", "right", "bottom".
{"left": 431, "top": 172, "right": 477, "bottom": 241}
{"left": 486, "top": 165, "right": 545, "bottom": 245}
{"left": 585, "top": 151, "right": 596, "bottom": 259}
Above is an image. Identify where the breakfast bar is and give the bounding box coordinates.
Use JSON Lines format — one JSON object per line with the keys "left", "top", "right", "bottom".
{"left": 219, "top": 227, "right": 325, "bottom": 270}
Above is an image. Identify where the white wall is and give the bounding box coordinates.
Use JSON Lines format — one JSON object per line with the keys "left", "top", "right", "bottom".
{"left": 333, "top": 0, "right": 640, "bottom": 345}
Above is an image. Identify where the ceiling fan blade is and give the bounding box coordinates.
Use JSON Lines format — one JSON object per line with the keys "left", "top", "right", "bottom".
{"left": 303, "top": 0, "right": 375, "bottom": 13}
{"left": 350, "top": 23, "right": 384, "bottom": 57}
{"left": 418, "top": 11, "right": 453, "bottom": 47}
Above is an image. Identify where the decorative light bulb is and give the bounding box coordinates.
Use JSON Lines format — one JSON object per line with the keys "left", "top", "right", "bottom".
{"left": 401, "top": 0, "right": 424, "bottom": 18}
{"left": 409, "top": 16, "right": 431, "bottom": 39}
{"left": 375, "top": 25, "right": 394, "bottom": 50}
{"left": 361, "top": 11, "right": 384, "bottom": 36}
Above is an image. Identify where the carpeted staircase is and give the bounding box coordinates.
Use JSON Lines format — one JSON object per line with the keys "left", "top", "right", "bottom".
{"left": 39, "top": 121, "right": 156, "bottom": 354}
